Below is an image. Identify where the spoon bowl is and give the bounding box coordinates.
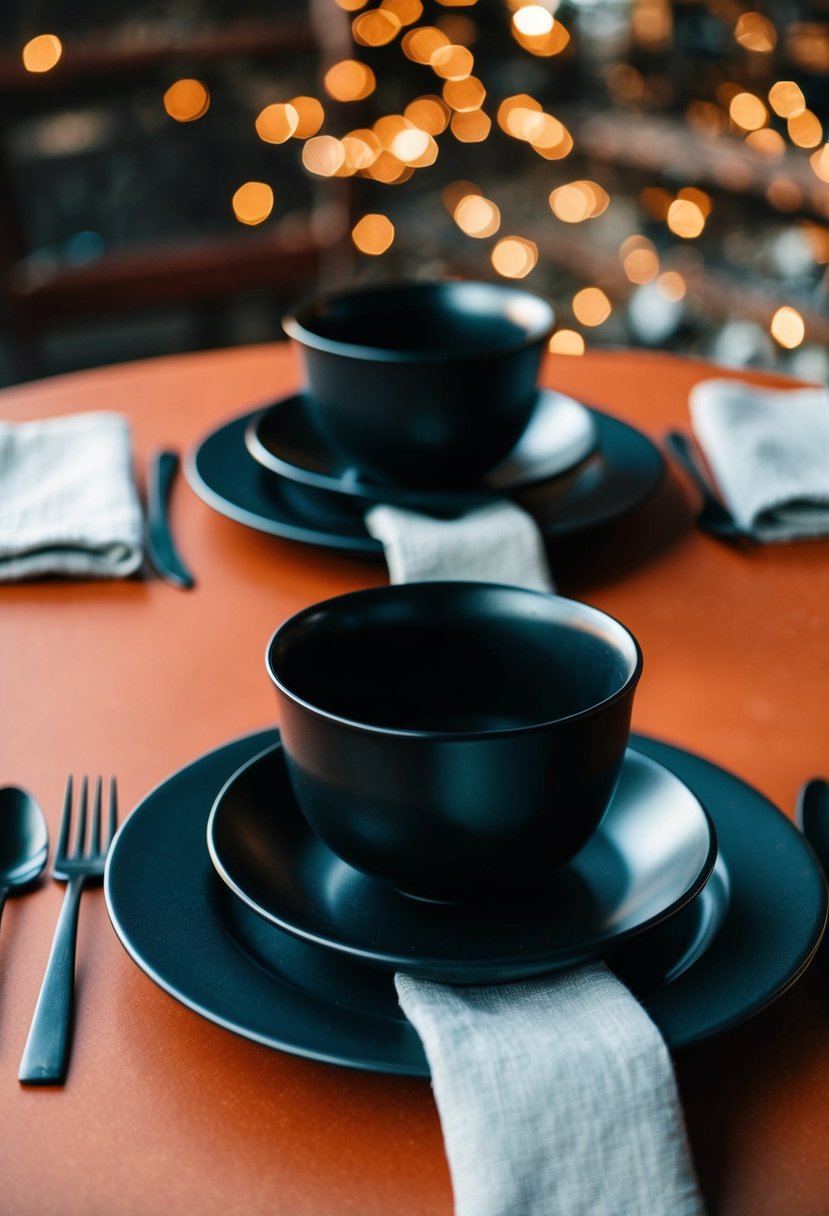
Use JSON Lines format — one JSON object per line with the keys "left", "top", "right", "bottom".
{"left": 0, "top": 785, "right": 49, "bottom": 920}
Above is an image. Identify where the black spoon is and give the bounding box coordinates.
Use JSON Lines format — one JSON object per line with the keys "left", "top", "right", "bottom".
{"left": 0, "top": 786, "right": 49, "bottom": 927}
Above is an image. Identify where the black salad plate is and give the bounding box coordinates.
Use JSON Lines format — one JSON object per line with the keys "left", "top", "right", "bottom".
{"left": 244, "top": 389, "right": 600, "bottom": 511}
{"left": 105, "top": 729, "right": 828, "bottom": 1073}
{"left": 185, "top": 407, "right": 664, "bottom": 557}
{"left": 206, "top": 743, "right": 717, "bottom": 983}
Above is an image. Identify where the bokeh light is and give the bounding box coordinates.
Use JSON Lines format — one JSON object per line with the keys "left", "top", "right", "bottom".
{"left": 352, "top": 8, "right": 402, "bottom": 46}
{"left": 232, "top": 182, "right": 273, "bottom": 226}
{"left": 729, "top": 92, "right": 768, "bottom": 131}
{"left": 788, "top": 110, "right": 823, "bottom": 148}
{"left": 402, "top": 26, "right": 449, "bottom": 63}
{"left": 620, "top": 236, "right": 659, "bottom": 284}
{"left": 454, "top": 194, "right": 501, "bottom": 237}
{"left": 22, "top": 34, "right": 62, "bottom": 73}
{"left": 810, "top": 145, "right": 829, "bottom": 184}
{"left": 289, "top": 97, "right": 325, "bottom": 139}
{"left": 745, "top": 128, "right": 786, "bottom": 160}
{"left": 443, "top": 76, "right": 486, "bottom": 112}
{"left": 573, "top": 287, "right": 612, "bottom": 326}
{"left": 381, "top": 0, "right": 423, "bottom": 24}
{"left": 491, "top": 237, "right": 538, "bottom": 278}
{"left": 342, "top": 131, "right": 381, "bottom": 171}
{"left": 734, "top": 13, "right": 777, "bottom": 52}
{"left": 405, "top": 96, "right": 450, "bottom": 133}
{"left": 766, "top": 178, "right": 804, "bottom": 210}
{"left": 513, "top": 6, "right": 555, "bottom": 36}
{"left": 391, "top": 127, "right": 438, "bottom": 165}
{"left": 770, "top": 306, "right": 805, "bottom": 348}
{"left": 255, "top": 104, "right": 299, "bottom": 144}
{"left": 450, "top": 110, "right": 491, "bottom": 142}
{"left": 352, "top": 213, "right": 395, "bottom": 254}
{"left": 324, "top": 60, "right": 376, "bottom": 102}
{"left": 430, "top": 44, "right": 475, "bottom": 80}
{"left": 667, "top": 198, "right": 706, "bottom": 238}
{"left": 768, "top": 80, "right": 805, "bottom": 118}
{"left": 657, "top": 272, "right": 687, "bottom": 301}
{"left": 549, "top": 330, "right": 586, "bottom": 355}
{"left": 549, "top": 182, "right": 609, "bottom": 223}
{"left": 302, "top": 135, "right": 346, "bottom": 177}
{"left": 163, "top": 79, "right": 210, "bottom": 123}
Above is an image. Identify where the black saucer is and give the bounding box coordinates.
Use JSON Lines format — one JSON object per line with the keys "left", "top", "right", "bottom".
{"left": 207, "top": 743, "right": 717, "bottom": 984}
{"left": 105, "top": 729, "right": 828, "bottom": 1072}
{"left": 185, "top": 408, "right": 665, "bottom": 557}
{"left": 244, "top": 389, "right": 600, "bottom": 511}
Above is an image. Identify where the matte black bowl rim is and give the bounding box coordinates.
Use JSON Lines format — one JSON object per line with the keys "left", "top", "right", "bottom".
{"left": 265, "top": 584, "right": 644, "bottom": 742}
{"left": 281, "top": 280, "right": 556, "bottom": 365}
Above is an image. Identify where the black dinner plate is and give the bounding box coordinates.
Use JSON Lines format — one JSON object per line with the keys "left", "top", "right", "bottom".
{"left": 104, "top": 729, "right": 828, "bottom": 1072}
{"left": 185, "top": 407, "right": 664, "bottom": 557}
{"left": 244, "top": 389, "right": 600, "bottom": 511}
{"left": 206, "top": 743, "right": 717, "bottom": 983}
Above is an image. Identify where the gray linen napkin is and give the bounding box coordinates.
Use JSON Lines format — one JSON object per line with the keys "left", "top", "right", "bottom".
{"left": 0, "top": 411, "right": 144, "bottom": 580}
{"left": 397, "top": 966, "right": 705, "bottom": 1216}
{"left": 364, "top": 500, "right": 555, "bottom": 590}
{"left": 689, "top": 378, "right": 829, "bottom": 542}
{"left": 367, "top": 499, "right": 705, "bottom": 1215}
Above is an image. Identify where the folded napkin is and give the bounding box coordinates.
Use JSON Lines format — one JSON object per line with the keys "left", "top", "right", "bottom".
{"left": 398, "top": 966, "right": 705, "bottom": 1216}
{"left": 364, "top": 500, "right": 554, "bottom": 591}
{"left": 370, "top": 502, "right": 705, "bottom": 1215}
{"left": 689, "top": 378, "right": 829, "bottom": 542}
{"left": 0, "top": 411, "right": 144, "bottom": 581}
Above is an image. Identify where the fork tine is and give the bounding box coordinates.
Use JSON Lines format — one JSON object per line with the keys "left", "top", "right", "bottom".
{"left": 107, "top": 776, "right": 119, "bottom": 845}
{"left": 55, "top": 775, "right": 74, "bottom": 861}
{"left": 90, "top": 776, "right": 102, "bottom": 855}
{"left": 72, "top": 776, "right": 88, "bottom": 858}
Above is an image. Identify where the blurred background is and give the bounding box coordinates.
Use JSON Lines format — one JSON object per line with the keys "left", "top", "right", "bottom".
{"left": 0, "top": 0, "right": 828, "bottom": 388}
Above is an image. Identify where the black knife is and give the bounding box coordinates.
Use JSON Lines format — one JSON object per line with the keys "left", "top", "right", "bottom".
{"left": 796, "top": 778, "right": 829, "bottom": 966}
{"left": 665, "top": 430, "right": 754, "bottom": 546}
{"left": 146, "top": 450, "right": 196, "bottom": 590}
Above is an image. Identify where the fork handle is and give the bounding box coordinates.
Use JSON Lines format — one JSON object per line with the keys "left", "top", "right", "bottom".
{"left": 18, "top": 876, "right": 85, "bottom": 1085}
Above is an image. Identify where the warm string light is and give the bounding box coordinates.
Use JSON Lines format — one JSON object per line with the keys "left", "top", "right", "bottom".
{"left": 134, "top": 1, "right": 821, "bottom": 351}
{"left": 163, "top": 79, "right": 211, "bottom": 123}
{"left": 770, "top": 306, "right": 805, "bottom": 348}
{"left": 22, "top": 33, "right": 62, "bottom": 72}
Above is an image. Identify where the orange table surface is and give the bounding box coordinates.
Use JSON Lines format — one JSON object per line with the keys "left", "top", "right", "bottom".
{"left": 1, "top": 343, "right": 829, "bottom": 1216}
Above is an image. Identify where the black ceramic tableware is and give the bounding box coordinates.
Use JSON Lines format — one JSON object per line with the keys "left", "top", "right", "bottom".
{"left": 266, "top": 582, "right": 642, "bottom": 902}
{"left": 207, "top": 742, "right": 717, "bottom": 982}
{"left": 282, "top": 280, "right": 555, "bottom": 488}
{"left": 105, "top": 727, "right": 829, "bottom": 1068}
{"left": 185, "top": 407, "right": 666, "bottom": 555}
{"left": 243, "top": 388, "right": 599, "bottom": 510}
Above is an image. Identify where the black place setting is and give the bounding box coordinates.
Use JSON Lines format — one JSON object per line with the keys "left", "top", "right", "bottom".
{"left": 4, "top": 273, "right": 829, "bottom": 1216}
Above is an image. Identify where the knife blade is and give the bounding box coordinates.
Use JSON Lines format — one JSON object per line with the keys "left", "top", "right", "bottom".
{"left": 146, "top": 450, "right": 196, "bottom": 590}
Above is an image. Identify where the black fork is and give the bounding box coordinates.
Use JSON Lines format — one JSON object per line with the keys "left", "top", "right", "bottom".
{"left": 19, "top": 776, "right": 119, "bottom": 1085}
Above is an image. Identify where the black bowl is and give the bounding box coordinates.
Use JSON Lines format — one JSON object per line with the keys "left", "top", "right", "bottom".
{"left": 266, "top": 582, "right": 642, "bottom": 902}
{"left": 282, "top": 280, "right": 555, "bottom": 488}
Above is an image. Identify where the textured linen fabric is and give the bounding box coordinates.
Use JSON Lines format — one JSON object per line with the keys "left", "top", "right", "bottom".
{"left": 397, "top": 965, "right": 706, "bottom": 1216}
{"left": 689, "top": 378, "right": 829, "bottom": 542}
{"left": 364, "top": 500, "right": 554, "bottom": 590}
{"left": 0, "top": 411, "right": 144, "bottom": 580}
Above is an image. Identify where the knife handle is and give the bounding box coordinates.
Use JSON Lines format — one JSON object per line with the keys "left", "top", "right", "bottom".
{"left": 147, "top": 450, "right": 196, "bottom": 590}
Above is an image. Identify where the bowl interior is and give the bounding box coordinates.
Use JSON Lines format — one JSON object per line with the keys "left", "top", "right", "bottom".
{"left": 286, "top": 282, "right": 554, "bottom": 358}
{"left": 270, "top": 585, "right": 640, "bottom": 735}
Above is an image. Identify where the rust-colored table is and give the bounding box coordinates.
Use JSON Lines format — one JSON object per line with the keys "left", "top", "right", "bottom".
{"left": 2, "top": 343, "right": 828, "bottom": 1216}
